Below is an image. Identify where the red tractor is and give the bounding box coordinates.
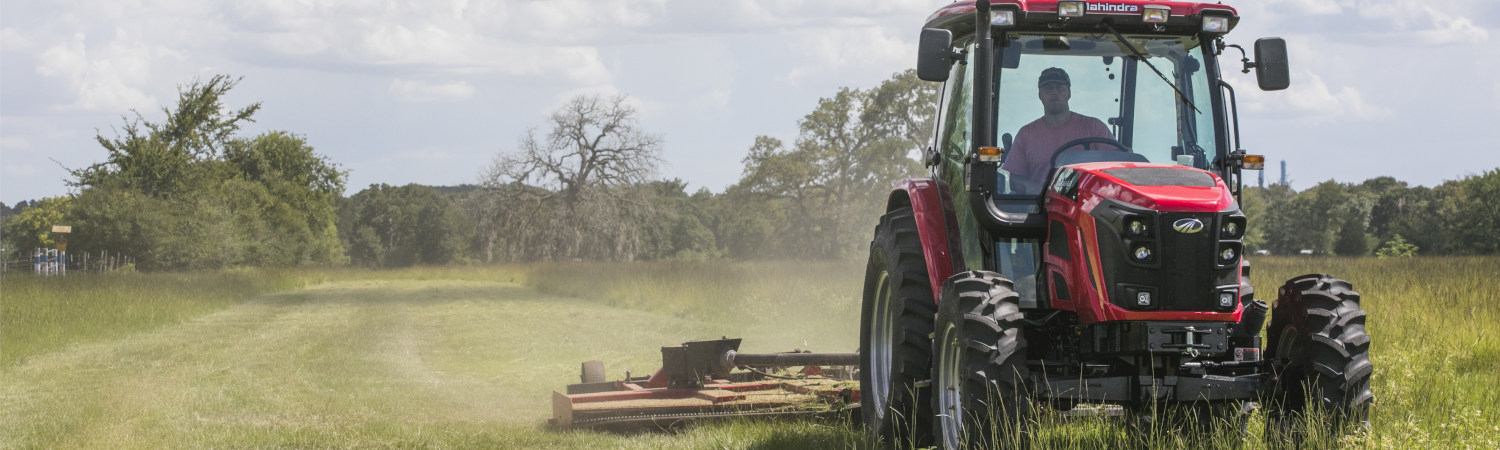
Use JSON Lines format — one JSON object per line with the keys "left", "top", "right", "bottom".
{"left": 859, "top": 0, "right": 1373, "bottom": 447}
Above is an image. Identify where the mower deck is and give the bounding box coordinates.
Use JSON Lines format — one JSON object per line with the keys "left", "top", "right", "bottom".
{"left": 551, "top": 376, "right": 857, "bottom": 430}
{"left": 549, "top": 338, "right": 860, "bottom": 431}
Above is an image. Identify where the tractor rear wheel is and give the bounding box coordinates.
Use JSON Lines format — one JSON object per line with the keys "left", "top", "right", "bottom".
{"left": 1265, "top": 274, "right": 1373, "bottom": 435}
{"left": 860, "top": 207, "right": 937, "bottom": 447}
{"left": 931, "top": 271, "right": 1031, "bottom": 450}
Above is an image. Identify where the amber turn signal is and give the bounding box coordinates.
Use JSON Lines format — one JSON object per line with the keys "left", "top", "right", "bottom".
{"left": 977, "top": 146, "right": 1003, "bottom": 163}
{"left": 1241, "top": 154, "right": 1265, "bottom": 170}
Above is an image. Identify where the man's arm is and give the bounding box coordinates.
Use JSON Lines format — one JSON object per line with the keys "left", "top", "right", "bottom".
{"left": 1002, "top": 131, "right": 1044, "bottom": 194}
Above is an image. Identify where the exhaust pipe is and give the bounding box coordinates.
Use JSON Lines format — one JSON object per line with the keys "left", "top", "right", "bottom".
{"left": 1233, "top": 299, "right": 1269, "bottom": 338}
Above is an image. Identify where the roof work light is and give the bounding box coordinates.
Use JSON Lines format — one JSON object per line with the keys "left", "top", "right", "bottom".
{"left": 1058, "top": 1, "right": 1085, "bottom": 18}
{"left": 990, "top": 9, "right": 1016, "bottom": 27}
{"left": 1143, "top": 5, "right": 1170, "bottom": 23}
{"left": 1202, "top": 16, "right": 1231, "bottom": 33}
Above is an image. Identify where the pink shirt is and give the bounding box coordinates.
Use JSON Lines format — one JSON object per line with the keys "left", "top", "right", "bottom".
{"left": 1001, "top": 112, "right": 1115, "bottom": 187}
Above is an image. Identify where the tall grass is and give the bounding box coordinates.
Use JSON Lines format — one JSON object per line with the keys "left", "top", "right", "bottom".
{"left": 1252, "top": 257, "right": 1500, "bottom": 448}
{"left": 2, "top": 269, "right": 314, "bottom": 366}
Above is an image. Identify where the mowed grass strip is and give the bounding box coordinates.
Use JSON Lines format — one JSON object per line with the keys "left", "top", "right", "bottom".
{"left": 2, "top": 278, "right": 741, "bottom": 448}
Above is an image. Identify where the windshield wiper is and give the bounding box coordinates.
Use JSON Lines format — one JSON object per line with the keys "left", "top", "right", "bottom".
{"left": 1102, "top": 23, "right": 1200, "bottom": 114}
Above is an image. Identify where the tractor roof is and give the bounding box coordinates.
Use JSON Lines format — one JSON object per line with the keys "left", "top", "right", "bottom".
{"left": 925, "top": 1, "right": 1240, "bottom": 36}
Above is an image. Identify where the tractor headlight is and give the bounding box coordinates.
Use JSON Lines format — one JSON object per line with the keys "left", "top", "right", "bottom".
{"left": 1126, "top": 218, "right": 1149, "bottom": 237}
{"left": 1138, "top": 291, "right": 1153, "bottom": 306}
{"left": 1218, "top": 243, "right": 1241, "bottom": 265}
{"left": 1220, "top": 217, "right": 1246, "bottom": 239}
{"left": 1133, "top": 244, "right": 1153, "bottom": 261}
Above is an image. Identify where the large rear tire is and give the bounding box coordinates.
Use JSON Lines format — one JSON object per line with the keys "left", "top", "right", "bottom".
{"left": 860, "top": 207, "right": 937, "bottom": 447}
{"left": 1265, "top": 274, "right": 1373, "bottom": 434}
{"left": 931, "top": 271, "right": 1031, "bottom": 449}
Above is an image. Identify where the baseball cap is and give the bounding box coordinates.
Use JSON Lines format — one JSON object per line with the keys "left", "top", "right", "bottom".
{"left": 1038, "top": 67, "right": 1070, "bottom": 87}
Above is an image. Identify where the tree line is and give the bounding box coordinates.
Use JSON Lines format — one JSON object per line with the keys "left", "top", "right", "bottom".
{"left": 1240, "top": 171, "right": 1500, "bottom": 256}
{"left": 3, "top": 73, "right": 1497, "bottom": 270}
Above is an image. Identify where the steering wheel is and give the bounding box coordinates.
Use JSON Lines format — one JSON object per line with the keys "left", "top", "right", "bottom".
{"left": 1048, "top": 137, "right": 1134, "bottom": 167}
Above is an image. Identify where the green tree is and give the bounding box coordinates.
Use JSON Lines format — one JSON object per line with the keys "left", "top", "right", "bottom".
{"left": 1375, "top": 234, "right": 1418, "bottom": 258}
{"left": 1, "top": 197, "right": 72, "bottom": 258}
{"left": 1332, "top": 184, "right": 1376, "bottom": 256}
{"left": 698, "top": 185, "right": 783, "bottom": 259}
{"left": 72, "top": 75, "right": 258, "bottom": 198}
{"left": 1450, "top": 169, "right": 1500, "bottom": 254}
{"left": 66, "top": 187, "right": 171, "bottom": 268}
{"left": 223, "top": 131, "right": 347, "bottom": 265}
{"left": 65, "top": 75, "right": 346, "bottom": 269}
{"left": 339, "top": 184, "right": 462, "bottom": 268}
{"left": 735, "top": 71, "right": 934, "bottom": 258}
{"left": 1259, "top": 181, "right": 1367, "bottom": 256}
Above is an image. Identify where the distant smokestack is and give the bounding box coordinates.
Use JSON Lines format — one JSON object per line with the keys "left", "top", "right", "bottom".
{"left": 1279, "top": 161, "right": 1287, "bottom": 186}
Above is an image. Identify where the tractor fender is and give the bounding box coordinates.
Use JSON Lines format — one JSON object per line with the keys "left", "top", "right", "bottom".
{"left": 886, "top": 178, "right": 965, "bottom": 303}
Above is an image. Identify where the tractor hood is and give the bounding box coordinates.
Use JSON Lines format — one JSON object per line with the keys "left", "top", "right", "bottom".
{"left": 1063, "top": 162, "right": 1236, "bottom": 213}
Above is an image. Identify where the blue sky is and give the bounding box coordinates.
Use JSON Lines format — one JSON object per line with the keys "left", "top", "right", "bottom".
{"left": 3, "top": 0, "right": 1497, "bottom": 205}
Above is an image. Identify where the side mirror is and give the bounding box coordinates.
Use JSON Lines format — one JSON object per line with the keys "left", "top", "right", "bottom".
{"left": 1253, "top": 37, "right": 1290, "bottom": 91}
{"left": 917, "top": 28, "right": 954, "bottom": 82}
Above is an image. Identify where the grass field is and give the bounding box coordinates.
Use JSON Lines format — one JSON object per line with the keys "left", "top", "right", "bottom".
{"left": 2, "top": 257, "right": 1496, "bottom": 448}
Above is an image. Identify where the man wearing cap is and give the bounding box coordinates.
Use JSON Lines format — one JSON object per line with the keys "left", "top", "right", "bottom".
{"left": 1001, "top": 67, "right": 1115, "bottom": 193}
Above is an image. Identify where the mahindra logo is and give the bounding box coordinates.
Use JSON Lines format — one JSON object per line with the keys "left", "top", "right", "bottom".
{"left": 1173, "top": 218, "right": 1205, "bottom": 234}
{"left": 1088, "top": 3, "right": 1141, "bottom": 13}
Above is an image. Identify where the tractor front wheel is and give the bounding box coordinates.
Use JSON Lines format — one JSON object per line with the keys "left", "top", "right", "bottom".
{"left": 931, "top": 271, "right": 1031, "bottom": 449}
{"left": 860, "top": 207, "right": 936, "bottom": 447}
{"left": 1265, "top": 274, "right": 1374, "bottom": 436}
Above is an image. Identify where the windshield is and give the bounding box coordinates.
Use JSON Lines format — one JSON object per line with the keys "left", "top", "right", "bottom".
{"left": 982, "top": 33, "right": 1218, "bottom": 195}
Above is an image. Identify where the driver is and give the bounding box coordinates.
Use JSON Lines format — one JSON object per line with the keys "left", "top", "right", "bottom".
{"left": 1001, "top": 67, "right": 1115, "bottom": 192}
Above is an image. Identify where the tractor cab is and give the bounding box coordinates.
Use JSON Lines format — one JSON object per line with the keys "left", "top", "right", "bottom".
{"left": 915, "top": 1, "right": 1282, "bottom": 308}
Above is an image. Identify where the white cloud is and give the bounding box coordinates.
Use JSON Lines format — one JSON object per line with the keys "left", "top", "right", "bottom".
{"left": 777, "top": 26, "right": 913, "bottom": 86}
{"left": 218, "top": 0, "right": 616, "bottom": 86}
{"left": 698, "top": 88, "right": 732, "bottom": 111}
{"left": 400, "top": 148, "right": 458, "bottom": 163}
{"left": 33, "top": 31, "right": 161, "bottom": 113}
{"left": 510, "top": 0, "right": 661, "bottom": 38}
{"left": 0, "top": 136, "right": 29, "bottom": 150}
{"left": 1494, "top": 82, "right": 1500, "bottom": 112}
{"left": 1242, "top": 69, "right": 1391, "bottom": 123}
{"left": 1263, "top": 0, "right": 1343, "bottom": 15}
{"left": 1357, "top": 1, "right": 1490, "bottom": 45}
{"left": 3, "top": 162, "right": 39, "bottom": 177}
{"left": 1, "top": 28, "right": 36, "bottom": 52}
{"left": 1288, "top": 70, "right": 1390, "bottom": 121}
{"left": 1241, "top": 0, "right": 1490, "bottom": 46}
{"left": 389, "top": 78, "right": 476, "bottom": 102}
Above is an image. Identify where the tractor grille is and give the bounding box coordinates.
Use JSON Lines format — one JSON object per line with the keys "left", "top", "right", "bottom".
{"left": 1092, "top": 208, "right": 1238, "bottom": 312}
